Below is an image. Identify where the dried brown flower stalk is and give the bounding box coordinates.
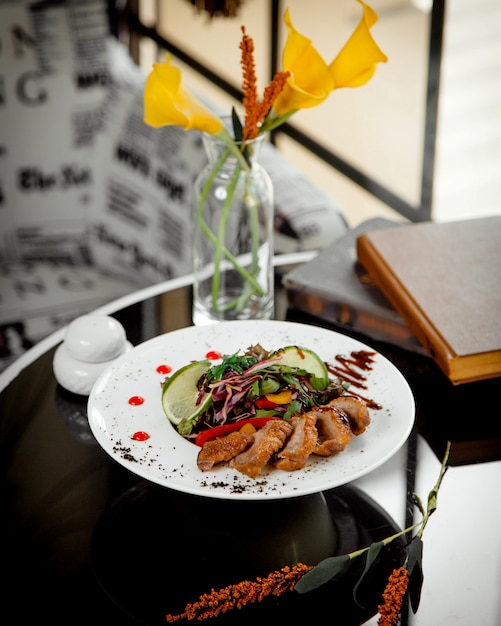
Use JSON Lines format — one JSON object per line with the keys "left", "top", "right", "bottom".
{"left": 239, "top": 26, "right": 258, "bottom": 137}
{"left": 377, "top": 566, "right": 410, "bottom": 626}
{"left": 165, "top": 562, "right": 313, "bottom": 622}
{"left": 239, "top": 27, "right": 290, "bottom": 140}
{"left": 164, "top": 445, "right": 450, "bottom": 623}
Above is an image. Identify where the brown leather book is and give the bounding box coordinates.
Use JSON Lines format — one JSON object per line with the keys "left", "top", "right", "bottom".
{"left": 283, "top": 218, "right": 427, "bottom": 354}
{"left": 356, "top": 216, "right": 501, "bottom": 384}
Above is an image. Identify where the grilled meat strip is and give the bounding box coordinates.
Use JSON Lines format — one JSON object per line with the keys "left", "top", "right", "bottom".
{"left": 273, "top": 413, "right": 318, "bottom": 471}
{"left": 229, "top": 419, "right": 293, "bottom": 479}
{"left": 196, "top": 395, "right": 371, "bottom": 477}
{"left": 328, "top": 396, "right": 370, "bottom": 435}
{"left": 313, "top": 405, "right": 353, "bottom": 456}
{"left": 197, "top": 430, "right": 254, "bottom": 471}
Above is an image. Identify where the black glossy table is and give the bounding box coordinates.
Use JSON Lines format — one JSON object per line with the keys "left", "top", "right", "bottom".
{"left": 1, "top": 258, "right": 500, "bottom": 625}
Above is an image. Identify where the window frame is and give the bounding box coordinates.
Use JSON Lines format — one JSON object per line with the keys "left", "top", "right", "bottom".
{"left": 119, "top": 0, "right": 445, "bottom": 222}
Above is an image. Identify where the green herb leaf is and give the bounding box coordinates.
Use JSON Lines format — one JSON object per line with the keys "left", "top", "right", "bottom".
{"left": 231, "top": 107, "right": 243, "bottom": 141}
{"left": 352, "top": 541, "right": 385, "bottom": 607}
{"left": 255, "top": 409, "right": 282, "bottom": 418}
{"left": 206, "top": 353, "right": 257, "bottom": 381}
{"left": 281, "top": 373, "right": 301, "bottom": 387}
{"left": 259, "top": 377, "right": 280, "bottom": 394}
{"left": 283, "top": 399, "right": 302, "bottom": 421}
{"left": 294, "top": 554, "right": 351, "bottom": 593}
{"left": 178, "top": 418, "right": 195, "bottom": 436}
{"left": 412, "top": 493, "right": 426, "bottom": 517}
{"left": 407, "top": 536, "right": 424, "bottom": 613}
{"left": 427, "top": 487, "right": 438, "bottom": 516}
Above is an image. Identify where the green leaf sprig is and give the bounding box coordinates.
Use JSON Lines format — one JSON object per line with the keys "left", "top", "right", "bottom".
{"left": 295, "top": 440, "right": 451, "bottom": 617}
{"left": 205, "top": 353, "right": 258, "bottom": 382}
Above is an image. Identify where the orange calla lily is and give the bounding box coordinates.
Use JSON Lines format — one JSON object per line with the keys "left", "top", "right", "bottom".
{"left": 143, "top": 55, "right": 224, "bottom": 135}
{"left": 272, "top": 0, "right": 387, "bottom": 117}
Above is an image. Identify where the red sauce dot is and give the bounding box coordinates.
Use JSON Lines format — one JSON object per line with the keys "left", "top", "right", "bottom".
{"left": 131, "top": 431, "right": 150, "bottom": 441}
{"left": 156, "top": 364, "right": 172, "bottom": 375}
{"left": 206, "top": 351, "right": 222, "bottom": 360}
{"left": 128, "top": 395, "right": 144, "bottom": 406}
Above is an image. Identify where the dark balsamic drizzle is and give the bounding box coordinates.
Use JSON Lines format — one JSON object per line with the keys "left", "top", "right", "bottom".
{"left": 326, "top": 350, "right": 382, "bottom": 410}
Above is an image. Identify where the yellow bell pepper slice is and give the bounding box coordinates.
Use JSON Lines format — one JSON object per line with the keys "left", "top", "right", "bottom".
{"left": 265, "top": 390, "right": 293, "bottom": 405}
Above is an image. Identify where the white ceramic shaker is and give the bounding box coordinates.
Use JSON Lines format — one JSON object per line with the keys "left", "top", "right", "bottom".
{"left": 53, "top": 314, "right": 132, "bottom": 395}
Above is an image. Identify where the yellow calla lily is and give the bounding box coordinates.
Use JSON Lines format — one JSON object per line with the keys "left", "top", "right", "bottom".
{"left": 143, "top": 55, "right": 224, "bottom": 135}
{"left": 272, "top": 0, "right": 387, "bottom": 117}
{"left": 330, "top": 1, "right": 388, "bottom": 88}
{"left": 272, "top": 9, "right": 334, "bottom": 116}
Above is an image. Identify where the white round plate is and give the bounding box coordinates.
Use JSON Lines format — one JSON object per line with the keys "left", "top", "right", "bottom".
{"left": 87, "top": 320, "right": 414, "bottom": 500}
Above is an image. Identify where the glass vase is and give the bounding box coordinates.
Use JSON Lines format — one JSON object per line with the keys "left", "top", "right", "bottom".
{"left": 192, "top": 132, "right": 274, "bottom": 325}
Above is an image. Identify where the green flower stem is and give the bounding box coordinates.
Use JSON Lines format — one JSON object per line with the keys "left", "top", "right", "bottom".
{"left": 196, "top": 145, "right": 265, "bottom": 312}
{"left": 260, "top": 109, "right": 297, "bottom": 134}
{"left": 351, "top": 440, "right": 451, "bottom": 558}
{"left": 218, "top": 127, "right": 250, "bottom": 170}
{"left": 416, "top": 440, "right": 450, "bottom": 538}
{"left": 353, "top": 440, "right": 451, "bottom": 557}
{"left": 234, "top": 175, "right": 262, "bottom": 312}
{"left": 212, "top": 163, "right": 241, "bottom": 309}
{"left": 337, "top": 519, "right": 424, "bottom": 569}
{"left": 295, "top": 441, "right": 451, "bottom": 596}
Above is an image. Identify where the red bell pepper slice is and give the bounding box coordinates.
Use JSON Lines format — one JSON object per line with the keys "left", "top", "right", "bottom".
{"left": 194, "top": 417, "right": 279, "bottom": 447}
{"left": 255, "top": 397, "right": 279, "bottom": 409}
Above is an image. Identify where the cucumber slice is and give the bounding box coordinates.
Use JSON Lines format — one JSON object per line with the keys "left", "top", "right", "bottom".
{"left": 271, "top": 345, "right": 329, "bottom": 387}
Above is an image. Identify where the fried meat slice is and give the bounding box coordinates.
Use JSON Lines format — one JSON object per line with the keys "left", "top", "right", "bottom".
{"left": 197, "top": 430, "right": 254, "bottom": 472}
{"left": 312, "top": 406, "right": 352, "bottom": 456}
{"left": 229, "top": 419, "right": 293, "bottom": 478}
{"left": 273, "top": 413, "right": 318, "bottom": 471}
{"left": 328, "top": 396, "right": 370, "bottom": 435}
